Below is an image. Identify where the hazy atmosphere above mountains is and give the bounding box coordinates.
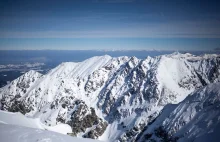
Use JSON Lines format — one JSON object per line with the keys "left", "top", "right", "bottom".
{"left": 0, "top": 0, "right": 220, "bottom": 50}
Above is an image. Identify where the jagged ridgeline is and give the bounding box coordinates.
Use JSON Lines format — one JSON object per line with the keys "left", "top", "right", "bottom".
{"left": 0, "top": 52, "right": 220, "bottom": 141}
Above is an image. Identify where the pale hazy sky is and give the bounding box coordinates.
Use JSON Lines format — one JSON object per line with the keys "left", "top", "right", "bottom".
{"left": 0, "top": 0, "right": 220, "bottom": 50}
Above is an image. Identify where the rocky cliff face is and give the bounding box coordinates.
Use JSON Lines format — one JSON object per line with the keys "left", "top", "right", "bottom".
{"left": 0, "top": 53, "right": 219, "bottom": 141}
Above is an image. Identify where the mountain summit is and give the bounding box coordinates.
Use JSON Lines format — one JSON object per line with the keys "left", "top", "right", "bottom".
{"left": 0, "top": 53, "right": 220, "bottom": 141}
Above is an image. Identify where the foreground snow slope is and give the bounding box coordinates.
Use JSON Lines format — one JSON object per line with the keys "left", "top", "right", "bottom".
{"left": 0, "top": 110, "right": 72, "bottom": 135}
{"left": 0, "top": 52, "right": 219, "bottom": 141}
{"left": 0, "top": 123, "right": 99, "bottom": 142}
{"left": 0, "top": 110, "right": 41, "bottom": 129}
{"left": 137, "top": 82, "right": 220, "bottom": 142}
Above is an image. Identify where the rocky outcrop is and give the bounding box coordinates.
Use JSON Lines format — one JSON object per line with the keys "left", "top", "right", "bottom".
{"left": 67, "top": 101, "right": 108, "bottom": 138}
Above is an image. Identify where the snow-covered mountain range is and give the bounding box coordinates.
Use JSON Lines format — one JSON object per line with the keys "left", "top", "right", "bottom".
{"left": 0, "top": 52, "right": 219, "bottom": 141}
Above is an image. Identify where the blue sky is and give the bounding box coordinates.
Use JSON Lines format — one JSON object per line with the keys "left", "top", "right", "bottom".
{"left": 0, "top": 0, "right": 220, "bottom": 50}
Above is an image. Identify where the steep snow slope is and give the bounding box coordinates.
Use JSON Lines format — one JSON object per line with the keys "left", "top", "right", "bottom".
{"left": 0, "top": 52, "right": 219, "bottom": 141}
{"left": 137, "top": 82, "right": 220, "bottom": 142}
{"left": 0, "top": 123, "right": 99, "bottom": 142}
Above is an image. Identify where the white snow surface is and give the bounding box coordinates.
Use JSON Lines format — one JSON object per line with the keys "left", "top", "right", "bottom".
{"left": 0, "top": 110, "right": 72, "bottom": 135}
{"left": 0, "top": 123, "right": 99, "bottom": 142}
{"left": 0, "top": 110, "right": 98, "bottom": 141}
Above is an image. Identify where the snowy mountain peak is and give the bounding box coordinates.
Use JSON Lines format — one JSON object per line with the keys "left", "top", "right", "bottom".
{"left": 20, "top": 70, "right": 42, "bottom": 78}
{"left": 162, "top": 52, "right": 194, "bottom": 59}
{"left": 0, "top": 52, "right": 220, "bottom": 141}
{"left": 202, "top": 53, "right": 220, "bottom": 59}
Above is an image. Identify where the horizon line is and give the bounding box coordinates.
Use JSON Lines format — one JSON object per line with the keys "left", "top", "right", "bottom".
{"left": 0, "top": 49, "right": 217, "bottom": 52}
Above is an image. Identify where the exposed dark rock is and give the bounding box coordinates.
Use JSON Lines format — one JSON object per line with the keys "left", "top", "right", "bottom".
{"left": 1, "top": 99, "right": 32, "bottom": 115}
{"left": 83, "top": 121, "right": 108, "bottom": 139}
{"left": 67, "top": 102, "right": 108, "bottom": 139}
{"left": 154, "top": 126, "right": 179, "bottom": 142}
